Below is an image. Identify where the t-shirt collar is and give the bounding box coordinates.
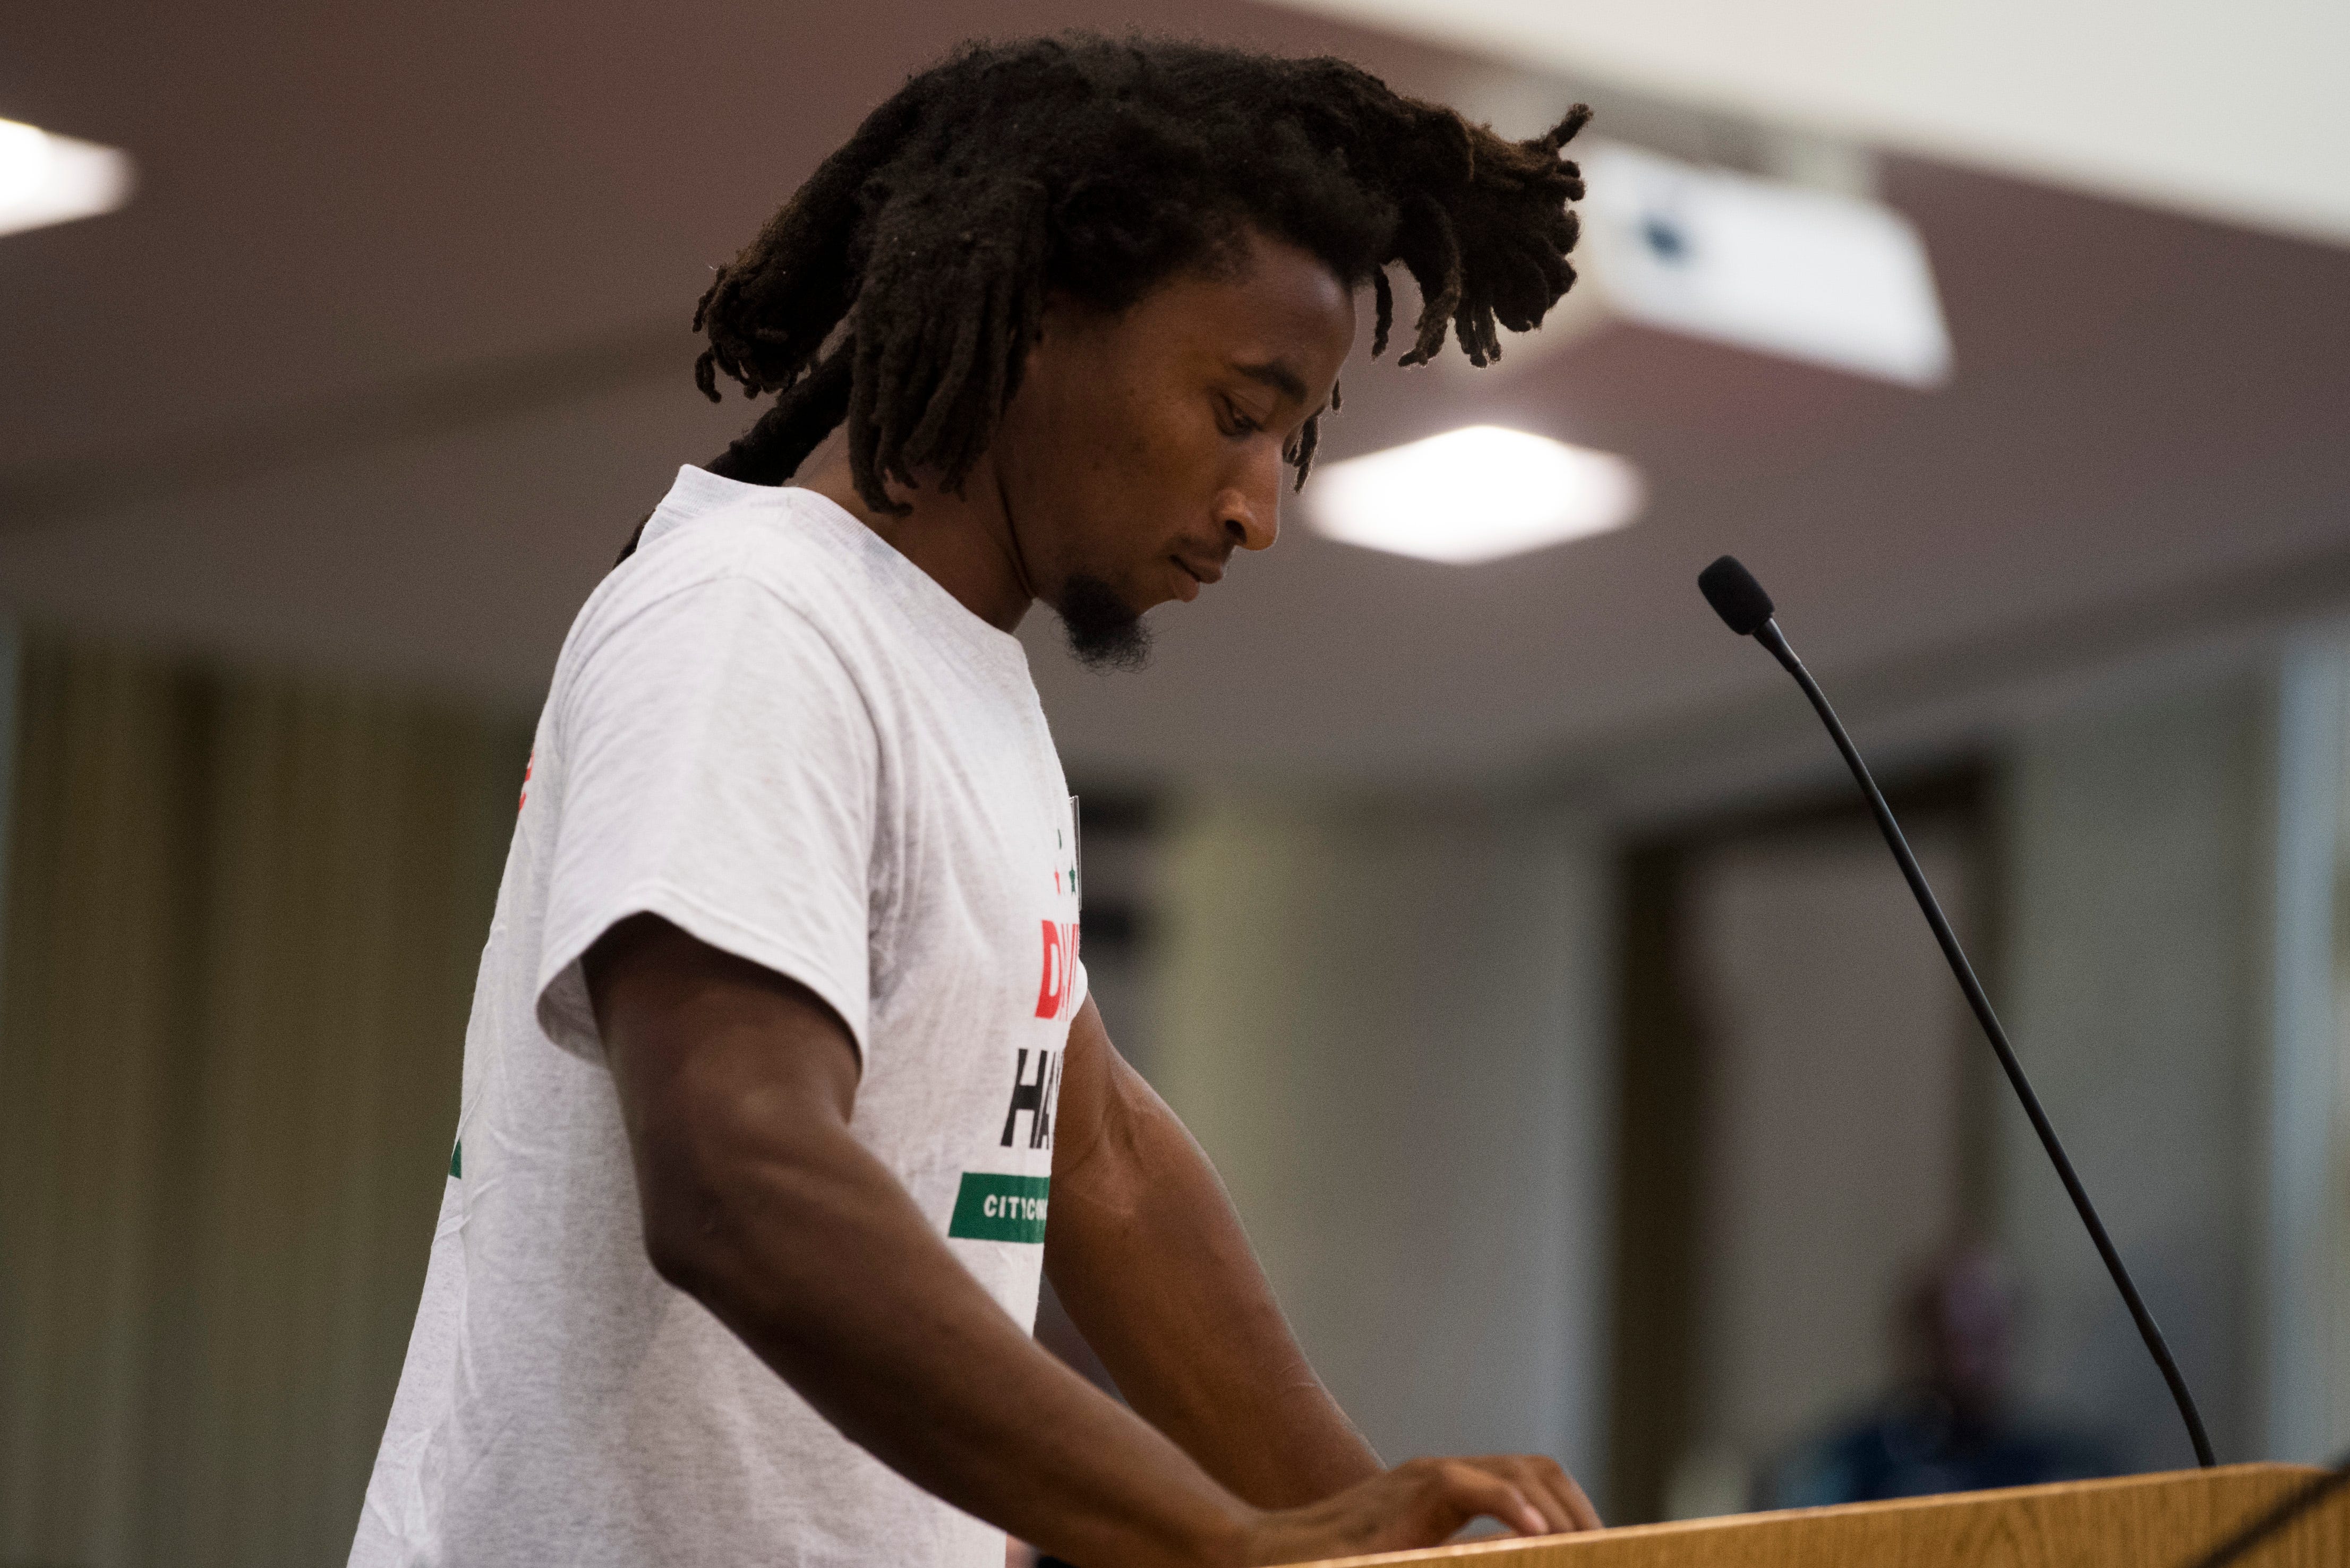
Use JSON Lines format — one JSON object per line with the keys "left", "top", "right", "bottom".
{"left": 637, "top": 464, "right": 765, "bottom": 552}
{"left": 639, "top": 466, "right": 1033, "bottom": 676}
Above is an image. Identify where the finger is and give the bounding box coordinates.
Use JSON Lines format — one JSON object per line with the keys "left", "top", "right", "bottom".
{"left": 1526, "top": 1460, "right": 1601, "bottom": 1533}
{"left": 1561, "top": 1472, "right": 1603, "bottom": 1532}
{"left": 1429, "top": 1462, "right": 1546, "bottom": 1538}
{"left": 1484, "top": 1458, "right": 1577, "bottom": 1535}
{"left": 1479, "top": 1456, "right": 1601, "bottom": 1535}
{"left": 1520, "top": 1466, "right": 1579, "bottom": 1535}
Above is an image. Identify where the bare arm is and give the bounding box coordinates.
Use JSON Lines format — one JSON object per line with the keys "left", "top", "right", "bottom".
{"left": 1046, "top": 999, "right": 1599, "bottom": 1529}
{"left": 587, "top": 914, "right": 1593, "bottom": 1566}
{"left": 1046, "top": 998, "right": 1383, "bottom": 1506}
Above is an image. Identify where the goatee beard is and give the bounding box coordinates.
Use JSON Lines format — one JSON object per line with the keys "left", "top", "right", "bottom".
{"left": 1057, "top": 573, "right": 1151, "bottom": 673}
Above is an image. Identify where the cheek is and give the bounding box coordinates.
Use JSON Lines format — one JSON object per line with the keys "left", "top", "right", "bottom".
{"left": 1005, "top": 352, "right": 1226, "bottom": 587}
{"left": 1029, "top": 360, "right": 1147, "bottom": 481}
{"left": 998, "top": 392, "right": 1149, "bottom": 577}
{"left": 1062, "top": 386, "right": 1205, "bottom": 529}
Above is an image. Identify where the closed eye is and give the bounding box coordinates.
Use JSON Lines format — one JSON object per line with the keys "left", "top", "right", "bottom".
{"left": 1220, "top": 397, "right": 1267, "bottom": 438}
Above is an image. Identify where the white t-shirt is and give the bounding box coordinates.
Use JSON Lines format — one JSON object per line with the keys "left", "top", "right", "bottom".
{"left": 350, "top": 468, "right": 1086, "bottom": 1568}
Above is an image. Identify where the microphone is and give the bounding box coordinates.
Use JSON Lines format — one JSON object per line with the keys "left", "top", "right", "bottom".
{"left": 1696, "top": 554, "right": 2218, "bottom": 1471}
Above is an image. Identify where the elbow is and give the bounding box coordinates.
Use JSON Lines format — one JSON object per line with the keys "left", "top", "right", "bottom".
{"left": 622, "top": 1094, "right": 852, "bottom": 1323}
{"left": 633, "top": 1144, "right": 742, "bottom": 1307}
{"left": 641, "top": 1203, "right": 721, "bottom": 1300}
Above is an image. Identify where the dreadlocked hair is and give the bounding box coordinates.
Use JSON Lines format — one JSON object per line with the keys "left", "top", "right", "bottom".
{"left": 670, "top": 34, "right": 1588, "bottom": 541}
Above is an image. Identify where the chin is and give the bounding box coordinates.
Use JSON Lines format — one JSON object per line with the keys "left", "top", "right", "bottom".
{"left": 1057, "top": 572, "right": 1152, "bottom": 672}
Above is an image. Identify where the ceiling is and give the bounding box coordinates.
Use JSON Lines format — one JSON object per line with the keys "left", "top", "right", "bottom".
{"left": 5, "top": 0, "right": 2349, "bottom": 794}
{"left": 1267, "top": 0, "right": 2350, "bottom": 246}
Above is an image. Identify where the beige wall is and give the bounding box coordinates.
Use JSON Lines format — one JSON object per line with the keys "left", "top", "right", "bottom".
{"left": 1146, "top": 787, "right": 1615, "bottom": 1484}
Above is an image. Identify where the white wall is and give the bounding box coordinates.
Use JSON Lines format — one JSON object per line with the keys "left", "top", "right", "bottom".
{"left": 1129, "top": 633, "right": 2350, "bottom": 1499}
{"left": 2261, "top": 644, "right": 2350, "bottom": 1464}
{"left": 1996, "top": 670, "right": 2268, "bottom": 1468}
{"left": 1613, "top": 633, "right": 2350, "bottom": 1473}
{"left": 1147, "top": 789, "right": 1614, "bottom": 1483}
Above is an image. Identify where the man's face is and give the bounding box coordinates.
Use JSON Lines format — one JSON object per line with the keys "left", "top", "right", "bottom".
{"left": 991, "top": 228, "right": 1357, "bottom": 668}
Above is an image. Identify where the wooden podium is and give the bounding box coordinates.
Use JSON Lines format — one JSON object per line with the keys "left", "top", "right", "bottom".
{"left": 1291, "top": 1464, "right": 2342, "bottom": 1567}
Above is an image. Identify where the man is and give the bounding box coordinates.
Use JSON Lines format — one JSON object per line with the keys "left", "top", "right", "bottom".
{"left": 353, "top": 35, "right": 1599, "bottom": 1568}
{"left": 1757, "top": 1247, "right": 2116, "bottom": 1508}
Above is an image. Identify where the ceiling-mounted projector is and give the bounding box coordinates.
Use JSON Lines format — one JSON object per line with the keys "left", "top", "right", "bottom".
{"left": 1566, "top": 141, "right": 1953, "bottom": 388}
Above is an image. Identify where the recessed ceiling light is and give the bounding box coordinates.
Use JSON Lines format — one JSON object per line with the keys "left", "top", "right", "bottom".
{"left": 0, "top": 117, "right": 133, "bottom": 239}
{"left": 1305, "top": 425, "right": 1645, "bottom": 565}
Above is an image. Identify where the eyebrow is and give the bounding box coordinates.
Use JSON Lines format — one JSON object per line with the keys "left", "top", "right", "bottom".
{"left": 1232, "top": 358, "right": 1310, "bottom": 406}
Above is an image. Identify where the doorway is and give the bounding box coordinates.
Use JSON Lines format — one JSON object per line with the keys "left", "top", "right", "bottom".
{"left": 1604, "top": 769, "right": 1998, "bottom": 1521}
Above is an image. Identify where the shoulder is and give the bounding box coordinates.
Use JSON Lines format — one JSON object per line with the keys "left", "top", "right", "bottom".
{"left": 544, "top": 510, "right": 876, "bottom": 734}
{"left": 626, "top": 494, "right": 849, "bottom": 605}
{"left": 566, "top": 497, "right": 864, "bottom": 656}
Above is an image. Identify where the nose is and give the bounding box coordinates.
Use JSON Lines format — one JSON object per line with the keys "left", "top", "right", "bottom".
{"left": 1215, "top": 450, "right": 1282, "bottom": 554}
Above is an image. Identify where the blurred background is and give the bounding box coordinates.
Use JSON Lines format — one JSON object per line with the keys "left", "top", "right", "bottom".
{"left": 5, "top": 1, "right": 2349, "bottom": 1563}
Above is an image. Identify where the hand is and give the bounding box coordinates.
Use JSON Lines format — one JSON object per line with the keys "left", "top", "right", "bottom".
{"left": 1226, "top": 1455, "right": 1600, "bottom": 1565}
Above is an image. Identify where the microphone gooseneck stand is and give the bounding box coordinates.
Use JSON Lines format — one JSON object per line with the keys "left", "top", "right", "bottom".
{"left": 1697, "top": 555, "right": 2218, "bottom": 1472}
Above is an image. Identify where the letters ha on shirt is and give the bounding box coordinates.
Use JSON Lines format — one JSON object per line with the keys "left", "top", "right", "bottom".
{"left": 948, "top": 795, "right": 1080, "bottom": 1247}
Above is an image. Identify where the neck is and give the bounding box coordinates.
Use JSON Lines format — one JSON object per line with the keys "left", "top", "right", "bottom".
{"left": 797, "top": 447, "right": 1036, "bottom": 634}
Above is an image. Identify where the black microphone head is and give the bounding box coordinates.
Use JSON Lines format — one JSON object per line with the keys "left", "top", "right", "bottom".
{"left": 1699, "top": 555, "right": 1775, "bottom": 636}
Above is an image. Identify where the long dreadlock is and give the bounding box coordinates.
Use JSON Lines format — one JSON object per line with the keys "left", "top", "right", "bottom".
{"left": 625, "top": 35, "right": 1588, "bottom": 559}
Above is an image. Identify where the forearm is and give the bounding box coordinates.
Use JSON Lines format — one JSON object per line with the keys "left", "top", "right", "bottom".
{"left": 1047, "top": 1049, "right": 1382, "bottom": 1508}
{"left": 649, "top": 1103, "right": 1252, "bottom": 1567}
{"left": 592, "top": 920, "right": 1595, "bottom": 1564}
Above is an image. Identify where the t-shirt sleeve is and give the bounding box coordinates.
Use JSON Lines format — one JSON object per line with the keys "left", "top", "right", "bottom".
{"left": 533, "top": 572, "right": 878, "bottom": 1066}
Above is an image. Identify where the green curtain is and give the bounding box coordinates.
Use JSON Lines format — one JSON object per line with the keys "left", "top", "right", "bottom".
{"left": 0, "top": 628, "right": 528, "bottom": 1568}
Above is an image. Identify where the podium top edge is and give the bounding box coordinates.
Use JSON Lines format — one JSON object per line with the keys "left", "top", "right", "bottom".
{"left": 1294, "top": 1462, "right": 2329, "bottom": 1567}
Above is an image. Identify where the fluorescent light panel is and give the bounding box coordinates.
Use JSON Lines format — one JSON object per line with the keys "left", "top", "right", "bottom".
{"left": 0, "top": 118, "right": 133, "bottom": 239}
{"left": 1306, "top": 425, "right": 1643, "bottom": 565}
